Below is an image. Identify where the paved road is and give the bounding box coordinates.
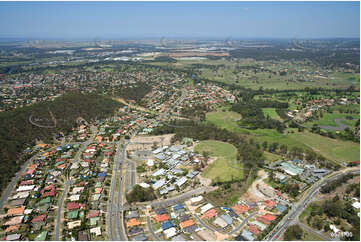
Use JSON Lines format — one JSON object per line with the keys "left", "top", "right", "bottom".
{"left": 55, "top": 180, "right": 72, "bottom": 240}
{"left": 320, "top": 118, "right": 349, "bottom": 131}
{"left": 108, "top": 89, "right": 188, "bottom": 241}
{"left": 54, "top": 125, "right": 97, "bottom": 239}
{"left": 107, "top": 141, "right": 119, "bottom": 240}
{"left": 115, "top": 141, "right": 129, "bottom": 241}
{"left": 266, "top": 168, "right": 360, "bottom": 241}
{"left": 150, "top": 187, "right": 214, "bottom": 208}
{"left": 147, "top": 216, "right": 161, "bottom": 241}
{"left": 297, "top": 221, "right": 332, "bottom": 241}
{"left": 228, "top": 212, "right": 258, "bottom": 235}
{"left": 0, "top": 148, "right": 53, "bottom": 213}
{"left": 194, "top": 213, "right": 221, "bottom": 232}
{"left": 108, "top": 140, "right": 124, "bottom": 241}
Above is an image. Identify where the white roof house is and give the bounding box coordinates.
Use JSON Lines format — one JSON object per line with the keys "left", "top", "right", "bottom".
{"left": 139, "top": 182, "right": 150, "bottom": 188}
{"left": 90, "top": 226, "right": 102, "bottom": 236}
{"left": 152, "top": 168, "right": 166, "bottom": 177}
{"left": 330, "top": 225, "right": 340, "bottom": 233}
{"left": 153, "top": 179, "right": 166, "bottom": 189}
{"left": 190, "top": 196, "right": 203, "bottom": 204}
{"left": 69, "top": 194, "right": 80, "bottom": 201}
{"left": 250, "top": 221, "right": 267, "bottom": 231}
{"left": 200, "top": 203, "right": 214, "bottom": 214}
{"left": 163, "top": 227, "right": 177, "bottom": 238}
{"left": 11, "top": 191, "right": 30, "bottom": 200}
{"left": 16, "top": 185, "right": 35, "bottom": 192}
{"left": 147, "top": 159, "right": 154, "bottom": 166}
{"left": 175, "top": 177, "right": 188, "bottom": 187}
{"left": 153, "top": 147, "right": 164, "bottom": 154}
{"left": 24, "top": 209, "right": 33, "bottom": 215}
{"left": 213, "top": 217, "right": 228, "bottom": 228}
{"left": 70, "top": 162, "right": 79, "bottom": 169}
{"left": 352, "top": 202, "right": 360, "bottom": 209}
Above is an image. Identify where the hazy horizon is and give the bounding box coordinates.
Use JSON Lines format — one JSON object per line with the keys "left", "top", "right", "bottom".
{"left": 0, "top": 1, "right": 359, "bottom": 40}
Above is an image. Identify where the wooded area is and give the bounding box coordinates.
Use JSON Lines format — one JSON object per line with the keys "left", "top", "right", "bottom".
{"left": 0, "top": 92, "right": 122, "bottom": 193}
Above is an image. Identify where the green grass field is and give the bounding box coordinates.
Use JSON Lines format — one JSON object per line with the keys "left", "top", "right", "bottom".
{"left": 205, "top": 108, "right": 359, "bottom": 165}
{"left": 262, "top": 108, "right": 282, "bottom": 121}
{"left": 289, "top": 131, "right": 360, "bottom": 163}
{"left": 194, "top": 140, "right": 243, "bottom": 182}
{"left": 264, "top": 151, "right": 283, "bottom": 164}
{"left": 205, "top": 110, "right": 249, "bottom": 134}
{"left": 304, "top": 112, "right": 359, "bottom": 128}
{"left": 331, "top": 104, "right": 360, "bottom": 113}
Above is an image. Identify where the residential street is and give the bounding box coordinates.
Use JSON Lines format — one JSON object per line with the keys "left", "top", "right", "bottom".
{"left": 54, "top": 125, "right": 97, "bottom": 240}
{"left": 147, "top": 216, "right": 161, "bottom": 241}
{"left": 55, "top": 180, "right": 72, "bottom": 240}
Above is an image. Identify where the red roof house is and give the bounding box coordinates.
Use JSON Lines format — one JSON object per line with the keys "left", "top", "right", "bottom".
{"left": 67, "top": 202, "right": 80, "bottom": 210}
{"left": 249, "top": 224, "right": 260, "bottom": 235}
{"left": 154, "top": 214, "right": 169, "bottom": 223}
{"left": 87, "top": 210, "right": 100, "bottom": 219}
{"left": 201, "top": 208, "right": 217, "bottom": 219}
{"left": 32, "top": 214, "right": 47, "bottom": 223}
{"left": 264, "top": 200, "right": 276, "bottom": 209}
{"left": 232, "top": 204, "right": 250, "bottom": 215}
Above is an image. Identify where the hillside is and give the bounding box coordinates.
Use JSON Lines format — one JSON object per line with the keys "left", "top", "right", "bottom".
{"left": 0, "top": 91, "right": 123, "bottom": 192}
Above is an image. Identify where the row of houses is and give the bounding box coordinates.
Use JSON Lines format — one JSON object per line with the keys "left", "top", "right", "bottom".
{"left": 140, "top": 145, "right": 202, "bottom": 196}
{"left": 62, "top": 134, "right": 114, "bottom": 240}
{"left": 1, "top": 143, "right": 81, "bottom": 240}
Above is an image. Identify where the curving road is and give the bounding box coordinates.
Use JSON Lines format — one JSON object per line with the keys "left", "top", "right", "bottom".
{"left": 147, "top": 216, "right": 161, "bottom": 241}
{"left": 319, "top": 118, "right": 350, "bottom": 131}
{"left": 0, "top": 147, "right": 54, "bottom": 214}
{"left": 266, "top": 168, "right": 360, "bottom": 241}
{"left": 228, "top": 212, "right": 258, "bottom": 235}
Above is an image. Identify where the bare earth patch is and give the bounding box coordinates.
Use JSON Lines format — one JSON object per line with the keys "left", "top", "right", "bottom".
{"left": 241, "top": 169, "right": 276, "bottom": 203}
{"left": 197, "top": 157, "right": 216, "bottom": 186}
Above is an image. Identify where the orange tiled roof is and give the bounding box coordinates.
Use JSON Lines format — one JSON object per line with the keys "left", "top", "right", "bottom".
{"left": 126, "top": 218, "right": 140, "bottom": 228}
{"left": 264, "top": 200, "right": 276, "bottom": 208}
{"left": 249, "top": 224, "right": 260, "bottom": 235}
{"left": 232, "top": 204, "right": 250, "bottom": 215}
{"left": 256, "top": 217, "right": 271, "bottom": 225}
{"left": 4, "top": 225, "right": 19, "bottom": 233}
{"left": 201, "top": 208, "right": 217, "bottom": 219}
{"left": 154, "top": 214, "right": 169, "bottom": 223}
{"left": 7, "top": 207, "right": 25, "bottom": 216}
{"left": 95, "top": 188, "right": 102, "bottom": 194}
{"left": 180, "top": 219, "right": 194, "bottom": 229}
{"left": 261, "top": 213, "right": 276, "bottom": 221}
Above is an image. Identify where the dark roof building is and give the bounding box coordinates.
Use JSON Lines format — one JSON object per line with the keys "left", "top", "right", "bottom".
{"left": 155, "top": 207, "right": 167, "bottom": 215}
{"left": 161, "top": 221, "right": 173, "bottom": 230}
{"left": 128, "top": 226, "right": 143, "bottom": 236}
{"left": 132, "top": 233, "right": 147, "bottom": 241}
{"left": 183, "top": 224, "right": 198, "bottom": 233}
{"left": 78, "top": 231, "right": 89, "bottom": 241}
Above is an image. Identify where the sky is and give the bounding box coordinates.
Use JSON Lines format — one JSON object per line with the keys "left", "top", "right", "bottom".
{"left": 0, "top": 1, "right": 359, "bottom": 40}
